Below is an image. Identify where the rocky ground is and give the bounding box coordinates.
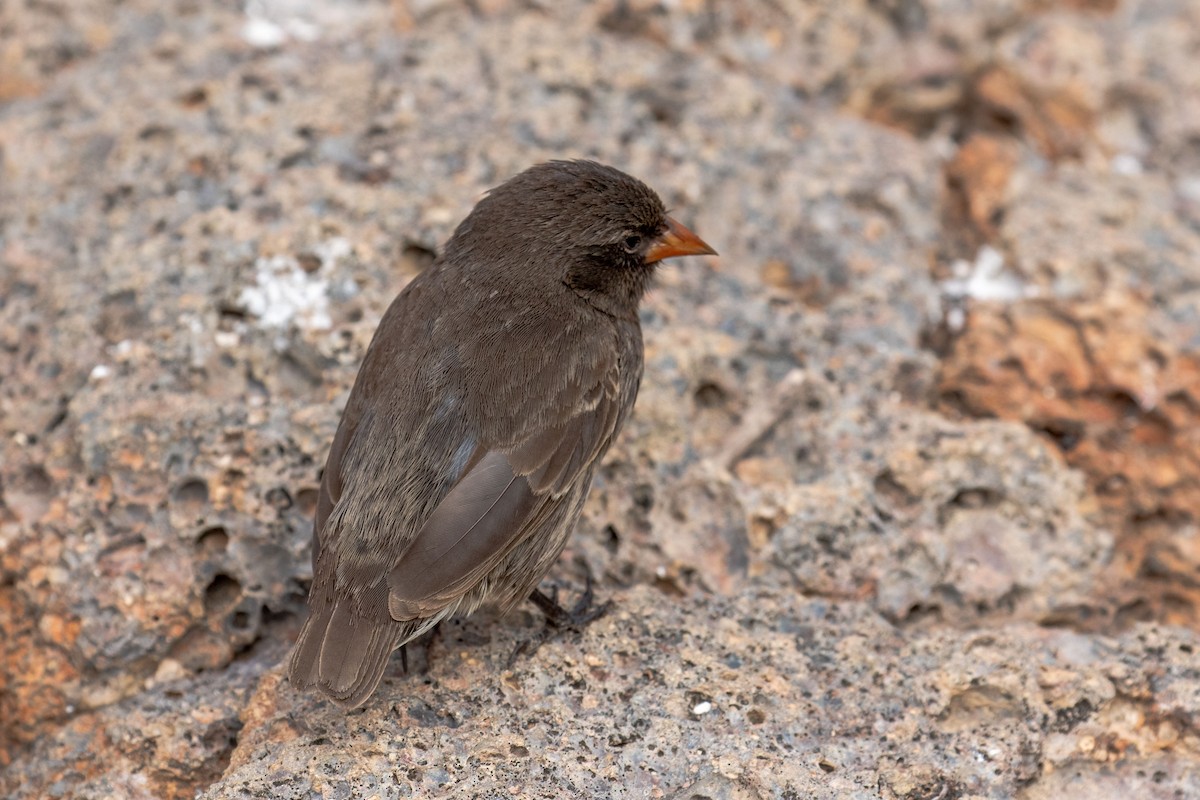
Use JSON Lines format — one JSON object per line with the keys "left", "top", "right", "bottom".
{"left": 2, "top": 0, "right": 1199, "bottom": 798}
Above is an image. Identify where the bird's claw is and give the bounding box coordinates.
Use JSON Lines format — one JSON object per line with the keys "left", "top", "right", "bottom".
{"left": 507, "top": 567, "right": 612, "bottom": 667}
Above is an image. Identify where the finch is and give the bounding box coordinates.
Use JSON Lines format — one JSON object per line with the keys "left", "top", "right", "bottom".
{"left": 289, "top": 160, "right": 715, "bottom": 708}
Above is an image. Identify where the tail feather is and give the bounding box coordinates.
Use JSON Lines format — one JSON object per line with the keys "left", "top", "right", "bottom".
{"left": 289, "top": 599, "right": 405, "bottom": 709}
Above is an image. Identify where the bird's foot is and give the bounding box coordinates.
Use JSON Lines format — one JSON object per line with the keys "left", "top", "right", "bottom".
{"left": 507, "top": 568, "right": 612, "bottom": 667}
{"left": 530, "top": 568, "right": 612, "bottom": 629}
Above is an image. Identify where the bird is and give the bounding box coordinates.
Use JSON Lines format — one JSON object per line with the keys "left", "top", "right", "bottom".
{"left": 288, "top": 160, "right": 716, "bottom": 708}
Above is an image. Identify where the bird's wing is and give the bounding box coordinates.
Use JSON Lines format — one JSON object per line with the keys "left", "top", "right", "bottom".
{"left": 384, "top": 358, "right": 622, "bottom": 621}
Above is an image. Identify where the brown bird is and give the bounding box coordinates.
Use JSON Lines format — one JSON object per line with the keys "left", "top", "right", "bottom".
{"left": 288, "top": 160, "right": 715, "bottom": 708}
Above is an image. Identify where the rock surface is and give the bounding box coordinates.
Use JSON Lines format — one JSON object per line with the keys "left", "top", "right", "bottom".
{"left": 1, "top": 0, "right": 1198, "bottom": 798}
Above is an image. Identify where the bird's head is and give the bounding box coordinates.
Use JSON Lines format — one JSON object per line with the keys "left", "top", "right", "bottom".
{"left": 445, "top": 160, "right": 715, "bottom": 313}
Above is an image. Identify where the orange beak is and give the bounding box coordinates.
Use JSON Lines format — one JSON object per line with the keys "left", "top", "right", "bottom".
{"left": 645, "top": 216, "right": 717, "bottom": 264}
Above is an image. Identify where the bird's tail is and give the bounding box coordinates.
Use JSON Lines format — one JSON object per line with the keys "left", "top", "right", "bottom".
{"left": 288, "top": 599, "right": 406, "bottom": 709}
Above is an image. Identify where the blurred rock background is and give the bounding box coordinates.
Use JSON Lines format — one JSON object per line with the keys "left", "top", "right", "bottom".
{"left": 1, "top": 0, "right": 1198, "bottom": 797}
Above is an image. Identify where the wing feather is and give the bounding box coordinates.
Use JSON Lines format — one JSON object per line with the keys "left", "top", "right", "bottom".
{"left": 385, "top": 367, "right": 622, "bottom": 620}
{"left": 388, "top": 451, "right": 538, "bottom": 619}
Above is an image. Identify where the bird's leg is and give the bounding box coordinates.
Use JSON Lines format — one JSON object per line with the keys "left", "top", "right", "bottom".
{"left": 542, "top": 583, "right": 560, "bottom": 610}
{"left": 397, "top": 619, "right": 444, "bottom": 675}
{"left": 507, "top": 565, "right": 612, "bottom": 667}
{"left": 434, "top": 618, "right": 448, "bottom": 652}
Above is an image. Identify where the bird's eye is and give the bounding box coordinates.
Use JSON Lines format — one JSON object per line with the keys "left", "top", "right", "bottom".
{"left": 623, "top": 234, "right": 642, "bottom": 253}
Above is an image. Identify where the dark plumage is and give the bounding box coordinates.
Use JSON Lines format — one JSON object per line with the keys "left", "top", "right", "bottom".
{"left": 288, "top": 160, "right": 715, "bottom": 708}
